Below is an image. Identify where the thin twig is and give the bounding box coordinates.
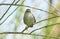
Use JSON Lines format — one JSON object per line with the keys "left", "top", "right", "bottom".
{"left": 29, "top": 23, "right": 60, "bottom": 34}
{"left": 0, "top": 32, "right": 59, "bottom": 39}
{"left": 21, "top": 26, "right": 28, "bottom": 33}
{"left": 0, "top": 3, "right": 58, "bottom": 16}
{"left": 0, "top": 0, "right": 21, "bottom": 25}
{"left": 0, "top": 0, "right": 25, "bottom": 25}
{"left": 43, "top": 0, "right": 59, "bottom": 14}
{"left": 34, "top": 16, "right": 60, "bottom": 25}
{"left": 15, "top": 0, "right": 30, "bottom": 33}
{"left": 0, "top": 4, "right": 59, "bottom": 25}
{"left": 30, "top": 16, "right": 60, "bottom": 34}
{"left": 15, "top": 0, "right": 20, "bottom": 4}
{"left": 0, "top": 0, "right": 15, "bottom": 20}
{"left": 0, "top": 0, "right": 6, "bottom": 6}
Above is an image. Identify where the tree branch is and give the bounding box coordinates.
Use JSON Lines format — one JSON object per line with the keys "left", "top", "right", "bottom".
{"left": 0, "top": 4, "right": 59, "bottom": 25}
{"left": 21, "top": 26, "right": 29, "bottom": 33}
{"left": 0, "top": 14, "right": 59, "bottom": 25}
{"left": 29, "top": 23, "right": 60, "bottom": 34}
{"left": 0, "top": 0, "right": 25, "bottom": 25}
{"left": 0, "top": 0, "right": 15, "bottom": 20}
{"left": 43, "top": 0, "right": 59, "bottom": 14}
{"left": 26, "top": 16, "right": 60, "bottom": 34}
{"left": 34, "top": 16, "right": 60, "bottom": 25}
{"left": 0, "top": 32, "right": 59, "bottom": 39}
{"left": 0, "top": 3, "right": 58, "bottom": 16}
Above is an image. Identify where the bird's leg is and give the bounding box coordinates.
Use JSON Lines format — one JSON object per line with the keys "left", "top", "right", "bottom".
{"left": 21, "top": 26, "right": 29, "bottom": 33}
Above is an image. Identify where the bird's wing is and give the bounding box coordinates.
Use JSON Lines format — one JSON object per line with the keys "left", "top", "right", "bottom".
{"left": 32, "top": 13, "right": 36, "bottom": 23}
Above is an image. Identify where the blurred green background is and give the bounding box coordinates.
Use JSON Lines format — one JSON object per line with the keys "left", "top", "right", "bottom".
{"left": 0, "top": 0, "right": 60, "bottom": 39}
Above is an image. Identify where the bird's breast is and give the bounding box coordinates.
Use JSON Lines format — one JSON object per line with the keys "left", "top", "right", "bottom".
{"left": 24, "top": 13, "right": 35, "bottom": 27}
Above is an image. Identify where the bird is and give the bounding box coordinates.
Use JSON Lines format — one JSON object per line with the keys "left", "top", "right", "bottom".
{"left": 21, "top": 9, "right": 36, "bottom": 33}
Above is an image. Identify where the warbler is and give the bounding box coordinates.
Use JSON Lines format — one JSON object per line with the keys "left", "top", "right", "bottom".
{"left": 21, "top": 9, "right": 36, "bottom": 33}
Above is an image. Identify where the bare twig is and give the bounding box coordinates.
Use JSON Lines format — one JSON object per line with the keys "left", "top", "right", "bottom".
{"left": 15, "top": 0, "right": 20, "bottom": 4}
{"left": 0, "top": 3, "right": 58, "bottom": 16}
{"left": 0, "top": 0, "right": 15, "bottom": 20}
{"left": 0, "top": 32, "right": 59, "bottom": 39}
{"left": 34, "top": 16, "right": 60, "bottom": 25}
{"left": 29, "top": 16, "right": 60, "bottom": 34}
{"left": 0, "top": 0, "right": 25, "bottom": 25}
{"left": 16, "top": 0, "right": 26, "bottom": 33}
{"left": 29, "top": 23, "right": 60, "bottom": 34}
{"left": 21, "top": 26, "right": 29, "bottom": 33}
{"left": 0, "top": 0, "right": 21, "bottom": 25}
{"left": 21, "top": 16, "right": 60, "bottom": 33}
{"left": 43, "top": 0, "right": 59, "bottom": 13}
{"left": 0, "top": 4, "right": 59, "bottom": 25}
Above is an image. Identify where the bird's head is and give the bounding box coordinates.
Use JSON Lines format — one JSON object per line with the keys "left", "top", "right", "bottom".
{"left": 26, "top": 9, "right": 31, "bottom": 12}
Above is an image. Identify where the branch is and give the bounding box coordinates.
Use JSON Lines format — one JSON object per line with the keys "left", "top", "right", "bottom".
{"left": 0, "top": 0, "right": 15, "bottom": 20}
{"left": 28, "top": 16, "right": 60, "bottom": 33}
{"left": 0, "top": 4, "right": 59, "bottom": 25}
{"left": 21, "top": 26, "right": 29, "bottom": 33}
{"left": 0, "top": 0, "right": 25, "bottom": 25}
{"left": 30, "top": 23, "right": 60, "bottom": 34}
{"left": 15, "top": 0, "right": 20, "bottom": 4}
{"left": 0, "top": 14, "right": 59, "bottom": 25}
{"left": 0, "top": 32, "right": 59, "bottom": 39}
{"left": 43, "top": 0, "right": 59, "bottom": 14}
{"left": 0, "top": 4, "right": 58, "bottom": 16}
{"left": 34, "top": 16, "right": 60, "bottom": 25}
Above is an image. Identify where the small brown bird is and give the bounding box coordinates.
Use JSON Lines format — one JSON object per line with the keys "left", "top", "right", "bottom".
{"left": 21, "top": 9, "right": 36, "bottom": 33}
